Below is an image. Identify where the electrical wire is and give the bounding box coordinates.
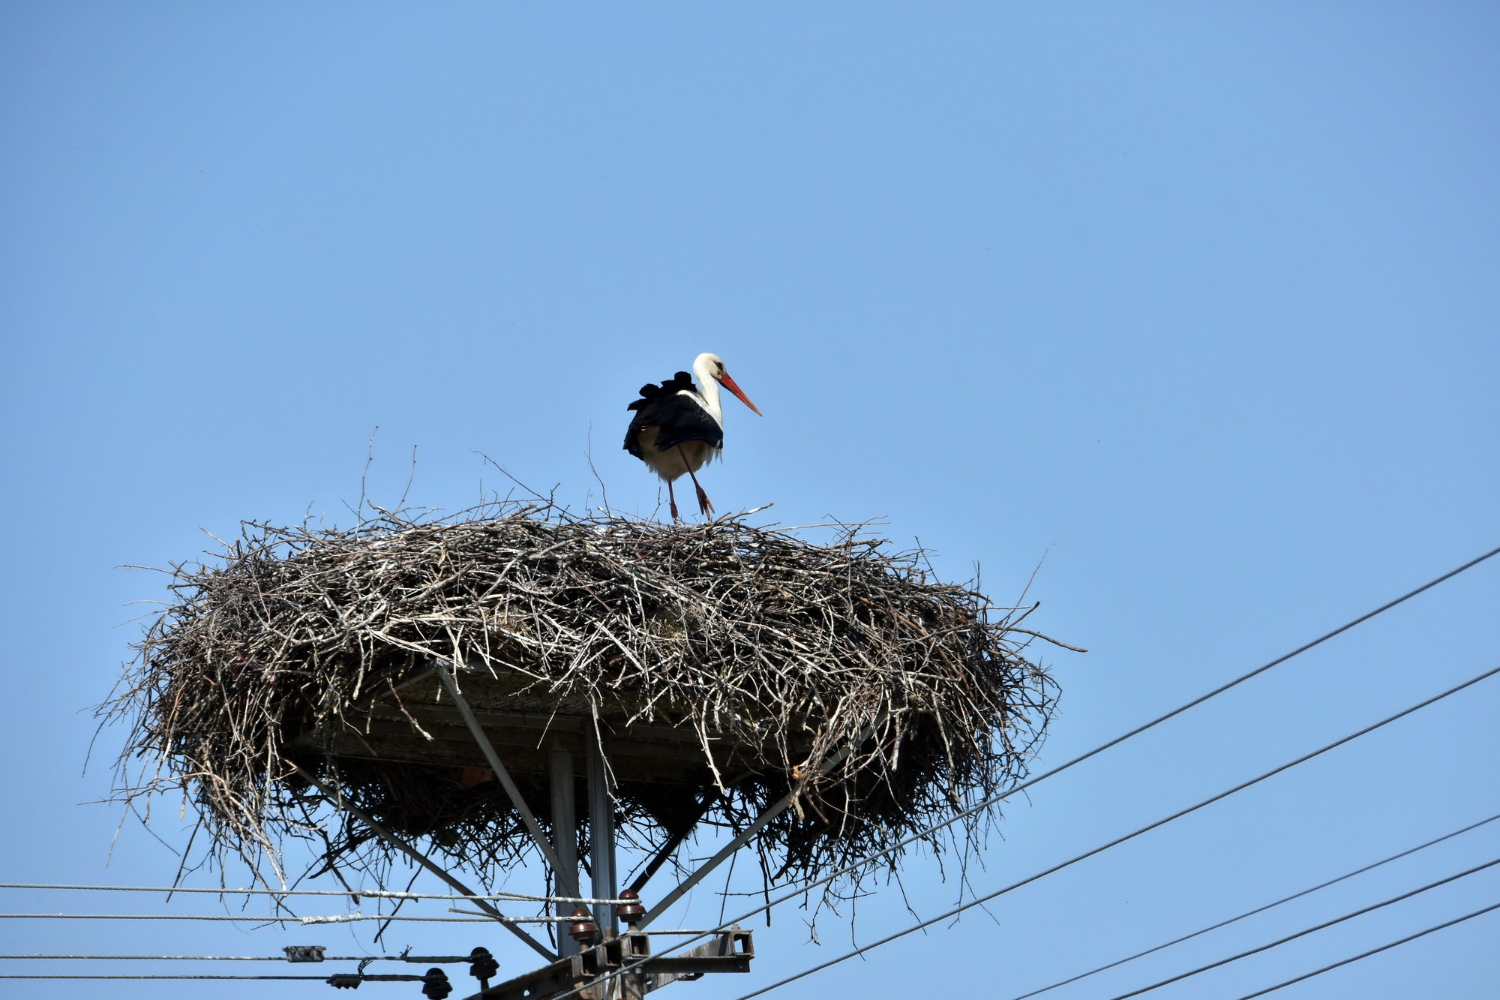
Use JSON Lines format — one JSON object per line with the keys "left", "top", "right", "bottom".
{"left": 0, "top": 955, "right": 286, "bottom": 961}
{"left": 1233, "top": 899, "right": 1500, "bottom": 999}
{"left": 9, "top": 550, "right": 1485, "bottom": 990}
{"left": 1007, "top": 809, "right": 1500, "bottom": 998}
{"left": 0, "top": 953, "right": 478, "bottom": 962}
{"left": 535, "top": 547, "right": 1500, "bottom": 1000}
{"left": 1104, "top": 856, "right": 1500, "bottom": 998}
{"left": 0, "top": 973, "right": 333, "bottom": 980}
{"left": 0, "top": 883, "right": 627, "bottom": 904}
{"left": 726, "top": 662, "right": 1500, "bottom": 1000}
{"left": 0, "top": 912, "right": 499, "bottom": 923}
{"left": 445, "top": 908, "right": 572, "bottom": 921}
{"left": 23, "top": 816, "right": 1493, "bottom": 982}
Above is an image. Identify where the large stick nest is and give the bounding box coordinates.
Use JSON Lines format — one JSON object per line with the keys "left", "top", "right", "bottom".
{"left": 106, "top": 504, "right": 1060, "bottom": 908}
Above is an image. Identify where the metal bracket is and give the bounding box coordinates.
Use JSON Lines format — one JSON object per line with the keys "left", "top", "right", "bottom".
{"left": 645, "top": 927, "right": 754, "bottom": 989}
{"left": 462, "top": 928, "right": 752, "bottom": 1000}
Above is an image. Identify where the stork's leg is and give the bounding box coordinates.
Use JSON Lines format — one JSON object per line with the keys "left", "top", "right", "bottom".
{"left": 676, "top": 445, "right": 714, "bottom": 516}
{"left": 666, "top": 478, "right": 680, "bottom": 521}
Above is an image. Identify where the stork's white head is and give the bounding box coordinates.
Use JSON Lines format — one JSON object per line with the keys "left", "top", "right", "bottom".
{"left": 694, "top": 353, "right": 762, "bottom": 416}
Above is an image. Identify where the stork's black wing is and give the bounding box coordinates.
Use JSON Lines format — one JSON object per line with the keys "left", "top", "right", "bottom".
{"left": 624, "top": 375, "right": 723, "bottom": 457}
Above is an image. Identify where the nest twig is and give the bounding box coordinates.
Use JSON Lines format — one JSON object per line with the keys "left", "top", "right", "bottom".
{"left": 103, "top": 502, "right": 1060, "bottom": 914}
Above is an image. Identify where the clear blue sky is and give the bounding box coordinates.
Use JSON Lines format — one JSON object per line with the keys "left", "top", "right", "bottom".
{"left": 2, "top": 3, "right": 1497, "bottom": 998}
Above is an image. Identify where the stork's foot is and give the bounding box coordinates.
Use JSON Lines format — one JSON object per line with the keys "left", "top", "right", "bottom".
{"left": 695, "top": 484, "right": 714, "bottom": 517}
{"left": 667, "top": 480, "right": 681, "bottom": 521}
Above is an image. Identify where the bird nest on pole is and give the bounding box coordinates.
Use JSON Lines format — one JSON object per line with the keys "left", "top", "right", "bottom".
{"left": 106, "top": 504, "right": 1061, "bottom": 910}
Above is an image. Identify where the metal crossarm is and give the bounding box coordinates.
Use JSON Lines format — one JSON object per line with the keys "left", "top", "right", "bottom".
{"left": 463, "top": 928, "right": 752, "bottom": 1000}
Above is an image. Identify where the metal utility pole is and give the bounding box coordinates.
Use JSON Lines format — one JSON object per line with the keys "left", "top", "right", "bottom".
{"left": 299, "top": 659, "right": 767, "bottom": 998}
{"left": 550, "top": 742, "right": 580, "bottom": 958}
{"left": 585, "top": 731, "right": 617, "bottom": 939}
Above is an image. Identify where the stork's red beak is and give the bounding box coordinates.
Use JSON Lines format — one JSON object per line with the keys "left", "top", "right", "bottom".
{"left": 718, "top": 372, "right": 762, "bottom": 415}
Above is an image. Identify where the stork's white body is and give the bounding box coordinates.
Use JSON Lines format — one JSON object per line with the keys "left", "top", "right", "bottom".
{"left": 623, "top": 352, "right": 760, "bottom": 520}
{"left": 635, "top": 427, "right": 717, "bottom": 484}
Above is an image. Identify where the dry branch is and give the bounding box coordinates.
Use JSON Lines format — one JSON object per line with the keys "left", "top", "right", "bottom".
{"left": 104, "top": 503, "right": 1059, "bottom": 910}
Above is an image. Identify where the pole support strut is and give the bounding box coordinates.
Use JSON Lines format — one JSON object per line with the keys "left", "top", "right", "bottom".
{"left": 286, "top": 761, "right": 556, "bottom": 961}
{"left": 436, "top": 663, "right": 580, "bottom": 898}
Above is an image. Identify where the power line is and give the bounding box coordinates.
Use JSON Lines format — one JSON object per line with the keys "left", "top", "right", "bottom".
{"left": 992, "top": 542, "right": 1500, "bottom": 791}
{"left": 727, "top": 662, "right": 1500, "bottom": 1000}
{"left": 446, "top": 909, "right": 573, "bottom": 922}
{"left": 24, "top": 889, "right": 1490, "bottom": 987}
{"left": 1105, "top": 856, "right": 1500, "bottom": 998}
{"left": 0, "top": 953, "right": 475, "bottom": 962}
{"left": 1233, "top": 899, "right": 1500, "bottom": 999}
{"left": 0, "top": 955, "right": 285, "bottom": 962}
{"left": 1008, "top": 809, "right": 1500, "bottom": 999}
{"left": 0, "top": 883, "right": 629, "bottom": 904}
{"left": 0, "top": 912, "right": 500, "bottom": 924}
{"left": 0, "top": 974, "right": 332, "bottom": 981}
{"left": 23, "top": 549, "right": 1477, "bottom": 993}
{"left": 540, "top": 547, "right": 1500, "bottom": 1000}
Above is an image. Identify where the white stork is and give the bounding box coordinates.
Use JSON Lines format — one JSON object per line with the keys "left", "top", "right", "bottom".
{"left": 624, "top": 352, "right": 761, "bottom": 520}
